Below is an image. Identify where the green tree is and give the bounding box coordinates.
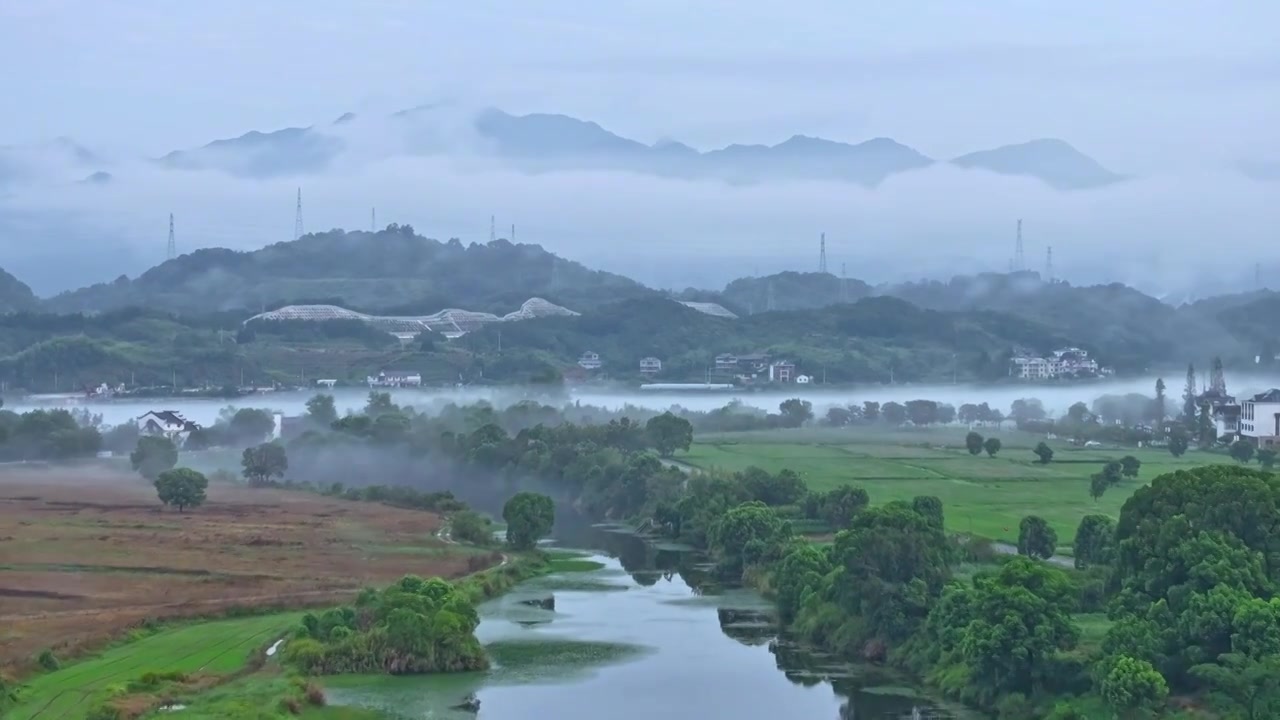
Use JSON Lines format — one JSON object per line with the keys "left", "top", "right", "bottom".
{"left": 830, "top": 501, "right": 951, "bottom": 644}
{"left": 154, "top": 468, "right": 208, "bottom": 513}
{"left": 364, "top": 391, "right": 396, "bottom": 416}
{"left": 710, "top": 501, "right": 790, "bottom": 575}
{"left": 773, "top": 542, "right": 831, "bottom": 622}
{"left": 1017, "top": 515, "right": 1057, "bottom": 559}
{"left": 965, "top": 430, "right": 985, "bottom": 455}
{"left": 1231, "top": 439, "right": 1256, "bottom": 464}
{"left": 881, "top": 401, "right": 907, "bottom": 426}
{"left": 741, "top": 467, "right": 807, "bottom": 507}
{"left": 1191, "top": 653, "right": 1280, "bottom": 720}
{"left": 1073, "top": 514, "right": 1116, "bottom": 569}
{"left": 778, "top": 398, "right": 814, "bottom": 428}
{"left": 1033, "top": 441, "right": 1054, "bottom": 464}
{"left": 1258, "top": 448, "right": 1278, "bottom": 470}
{"left": 1090, "top": 472, "right": 1110, "bottom": 502}
{"left": 502, "top": 492, "right": 555, "bottom": 551}
{"left": 306, "top": 393, "right": 339, "bottom": 427}
{"left": 983, "top": 437, "right": 1002, "bottom": 457}
{"left": 242, "top": 442, "right": 288, "bottom": 487}
{"left": 645, "top": 412, "right": 693, "bottom": 458}
{"left": 1153, "top": 377, "right": 1166, "bottom": 429}
{"left": 912, "top": 495, "right": 944, "bottom": 530}
{"left": 817, "top": 485, "right": 869, "bottom": 529}
{"left": 130, "top": 435, "right": 178, "bottom": 480}
{"left": 1167, "top": 428, "right": 1189, "bottom": 457}
{"left": 450, "top": 510, "right": 494, "bottom": 546}
{"left": 955, "top": 556, "right": 1080, "bottom": 701}
{"left": 1101, "top": 655, "right": 1169, "bottom": 719}
{"left": 1120, "top": 455, "right": 1141, "bottom": 478}
{"left": 1183, "top": 362, "right": 1197, "bottom": 422}
{"left": 1199, "top": 402, "right": 1218, "bottom": 445}
{"left": 228, "top": 407, "right": 275, "bottom": 444}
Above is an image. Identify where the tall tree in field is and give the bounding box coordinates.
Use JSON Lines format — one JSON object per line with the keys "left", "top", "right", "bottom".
{"left": 965, "top": 431, "right": 985, "bottom": 455}
{"left": 645, "top": 412, "right": 693, "bottom": 458}
{"left": 154, "top": 468, "right": 208, "bottom": 513}
{"left": 983, "top": 437, "right": 1002, "bottom": 457}
{"left": 1018, "top": 515, "right": 1057, "bottom": 559}
{"left": 242, "top": 442, "right": 288, "bottom": 487}
{"left": 1153, "top": 377, "right": 1166, "bottom": 429}
{"left": 1182, "top": 363, "right": 1197, "bottom": 423}
{"left": 131, "top": 435, "right": 178, "bottom": 480}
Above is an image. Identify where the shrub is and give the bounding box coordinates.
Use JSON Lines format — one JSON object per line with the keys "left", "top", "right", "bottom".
{"left": 37, "top": 648, "right": 60, "bottom": 671}
{"left": 304, "top": 682, "right": 327, "bottom": 706}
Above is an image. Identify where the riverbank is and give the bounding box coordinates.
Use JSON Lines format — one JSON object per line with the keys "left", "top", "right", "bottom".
{"left": 2, "top": 551, "right": 550, "bottom": 720}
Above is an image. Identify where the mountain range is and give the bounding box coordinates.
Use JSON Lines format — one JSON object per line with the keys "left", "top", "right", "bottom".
{"left": 4, "top": 227, "right": 1277, "bottom": 377}
{"left": 152, "top": 107, "right": 1123, "bottom": 190}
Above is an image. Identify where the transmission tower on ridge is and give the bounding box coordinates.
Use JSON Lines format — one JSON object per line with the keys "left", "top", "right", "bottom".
{"left": 371, "top": 207, "right": 376, "bottom": 232}
{"left": 766, "top": 279, "right": 777, "bottom": 312}
{"left": 818, "top": 233, "right": 828, "bottom": 274}
{"left": 166, "top": 213, "right": 175, "bottom": 260}
{"left": 489, "top": 215, "right": 496, "bottom": 243}
{"left": 840, "top": 262, "right": 848, "bottom": 303}
{"left": 511, "top": 224, "right": 516, "bottom": 242}
{"left": 294, "top": 188, "right": 304, "bottom": 240}
{"left": 1045, "top": 246, "right": 1054, "bottom": 283}
{"left": 1014, "top": 219, "right": 1025, "bottom": 272}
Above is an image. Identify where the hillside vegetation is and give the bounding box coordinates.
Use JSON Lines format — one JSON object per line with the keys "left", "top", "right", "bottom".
{"left": 44, "top": 228, "right": 654, "bottom": 315}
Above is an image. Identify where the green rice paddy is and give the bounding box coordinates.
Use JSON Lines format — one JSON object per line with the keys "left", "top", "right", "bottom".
{"left": 683, "top": 426, "right": 1229, "bottom": 545}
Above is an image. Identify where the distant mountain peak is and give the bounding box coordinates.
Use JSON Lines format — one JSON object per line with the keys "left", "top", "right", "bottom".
{"left": 951, "top": 138, "right": 1123, "bottom": 190}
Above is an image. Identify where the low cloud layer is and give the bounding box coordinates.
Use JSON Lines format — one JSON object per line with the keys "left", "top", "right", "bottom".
{"left": 1, "top": 109, "right": 1278, "bottom": 300}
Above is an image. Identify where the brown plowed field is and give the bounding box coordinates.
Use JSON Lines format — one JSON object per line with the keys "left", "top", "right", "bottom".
{"left": 0, "top": 466, "right": 485, "bottom": 673}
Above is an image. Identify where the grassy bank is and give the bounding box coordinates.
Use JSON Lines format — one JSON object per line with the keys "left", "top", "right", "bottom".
{"left": 5, "top": 549, "right": 549, "bottom": 720}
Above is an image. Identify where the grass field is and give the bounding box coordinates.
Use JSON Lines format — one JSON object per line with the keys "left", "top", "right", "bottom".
{"left": 683, "top": 426, "right": 1228, "bottom": 545}
{"left": 0, "top": 466, "right": 487, "bottom": 675}
{"left": 7, "top": 613, "right": 303, "bottom": 720}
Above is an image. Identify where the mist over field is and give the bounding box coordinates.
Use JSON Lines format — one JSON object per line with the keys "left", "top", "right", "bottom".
{"left": 12, "top": 375, "right": 1269, "bottom": 429}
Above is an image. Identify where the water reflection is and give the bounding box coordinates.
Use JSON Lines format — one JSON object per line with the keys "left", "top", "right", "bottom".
{"left": 557, "top": 517, "right": 960, "bottom": 719}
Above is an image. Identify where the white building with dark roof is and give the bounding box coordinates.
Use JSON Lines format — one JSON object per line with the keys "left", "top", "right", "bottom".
{"left": 1241, "top": 389, "right": 1280, "bottom": 447}
{"left": 136, "top": 410, "right": 201, "bottom": 445}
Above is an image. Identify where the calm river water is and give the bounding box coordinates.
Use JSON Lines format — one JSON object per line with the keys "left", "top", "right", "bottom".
{"left": 322, "top": 524, "right": 972, "bottom": 720}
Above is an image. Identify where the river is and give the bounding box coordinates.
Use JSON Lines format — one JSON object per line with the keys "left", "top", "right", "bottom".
{"left": 320, "top": 524, "right": 974, "bottom": 720}
{"left": 13, "top": 373, "right": 1275, "bottom": 427}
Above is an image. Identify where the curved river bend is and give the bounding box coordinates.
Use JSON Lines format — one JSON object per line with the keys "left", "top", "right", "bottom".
{"left": 322, "top": 526, "right": 972, "bottom": 720}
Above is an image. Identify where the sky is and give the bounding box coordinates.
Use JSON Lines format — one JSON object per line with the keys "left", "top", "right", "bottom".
{"left": 1, "top": 1, "right": 1279, "bottom": 295}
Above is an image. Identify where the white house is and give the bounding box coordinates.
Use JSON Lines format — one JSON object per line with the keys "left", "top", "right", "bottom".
{"left": 136, "top": 410, "right": 200, "bottom": 445}
{"left": 795, "top": 374, "right": 813, "bottom": 384}
{"left": 367, "top": 370, "right": 422, "bottom": 388}
{"left": 1240, "top": 389, "right": 1280, "bottom": 447}
{"left": 639, "top": 357, "right": 662, "bottom": 375}
{"left": 578, "top": 351, "right": 603, "bottom": 370}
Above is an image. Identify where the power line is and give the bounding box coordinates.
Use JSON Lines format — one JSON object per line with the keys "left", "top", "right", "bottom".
{"left": 166, "top": 213, "right": 175, "bottom": 260}
{"left": 294, "top": 188, "right": 304, "bottom": 240}
{"left": 818, "top": 232, "right": 828, "bottom": 274}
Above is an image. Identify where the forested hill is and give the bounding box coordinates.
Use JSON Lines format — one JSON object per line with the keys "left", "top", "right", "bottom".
{"left": 42, "top": 226, "right": 655, "bottom": 315}
{"left": 0, "top": 267, "right": 38, "bottom": 313}
{"left": 463, "top": 295, "right": 1077, "bottom": 384}
{"left": 715, "top": 270, "right": 1266, "bottom": 371}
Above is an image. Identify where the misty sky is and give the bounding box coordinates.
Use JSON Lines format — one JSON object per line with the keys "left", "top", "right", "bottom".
{"left": 2, "top": 1, "right": 1279, "bottom": 297}
{"left": 5, "top": 1, "right": 1278, "bottom": 166}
